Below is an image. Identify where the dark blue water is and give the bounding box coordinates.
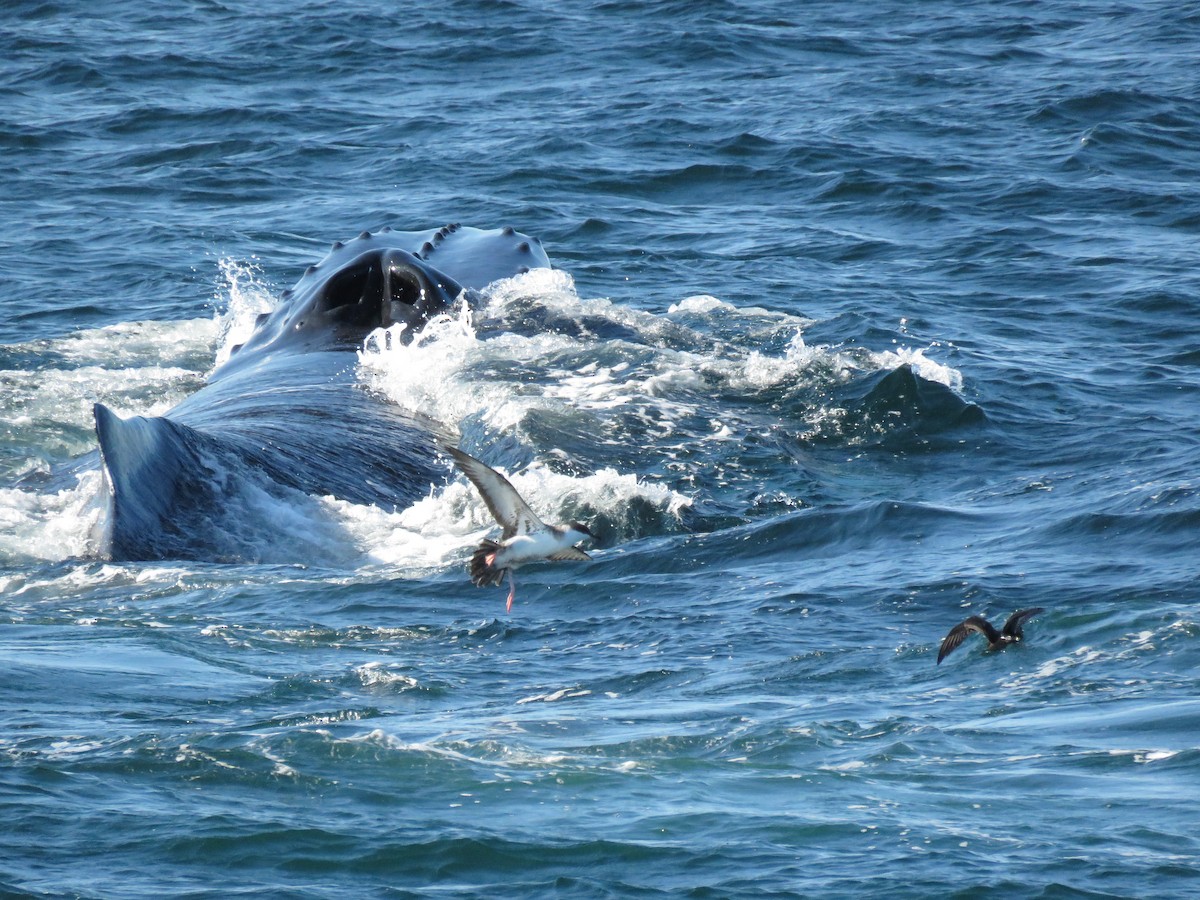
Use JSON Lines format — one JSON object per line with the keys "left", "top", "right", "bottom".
{"left": 3, "top": 1, "right": 1200, "bottom": 897}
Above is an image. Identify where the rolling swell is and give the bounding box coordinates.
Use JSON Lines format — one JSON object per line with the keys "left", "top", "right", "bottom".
{"left": 601, "top": 500, "right": 982, "bottom": 579}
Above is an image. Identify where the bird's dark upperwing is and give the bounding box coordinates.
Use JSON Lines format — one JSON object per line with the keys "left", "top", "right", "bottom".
{"left": 937, "top": 616, "right": 999, "bottom": 664}
{"left": 548, "top": 547, "right": 591, "bottom": 562}
{"left": 447, "top": 447, "right": 544, "bottom": 539}
{"left": 1001, "top": 607, "right": 1045, "bottom": 639}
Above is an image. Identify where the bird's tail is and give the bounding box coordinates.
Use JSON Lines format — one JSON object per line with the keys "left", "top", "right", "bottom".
{"left": 469, "top": 539, "right": 506, "bottom": 587}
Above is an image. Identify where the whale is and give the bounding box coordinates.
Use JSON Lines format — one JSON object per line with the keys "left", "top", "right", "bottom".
{"left": 92, "top": 224, "right": 550, "bottom": 562}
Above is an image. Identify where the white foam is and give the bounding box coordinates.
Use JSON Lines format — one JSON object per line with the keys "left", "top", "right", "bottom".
{"left": 359, "top": 271, "right": 965, "bottom": 452}
{"left": 516, "top": 687, "right": 592, "bottom": 704}
{"left": 667, "top": 294, "right": 809, "bottom": 325}
{"left": 209, "top": 256, "right": 277, "bottom": 372}
{"left": 45, "top": 318, "right": 216, "bottom": 370}
{"left": 0, "top": 470, "right": 107, "bottom": 561}
{"left": 820, "top": 760, "right": 867, "bottom": 772}
{"left": 334, "top": 728, "right": 639, "bottom": 775}
{"left": 356, "top": 663, "right": 420, "bottom": 689}
{"left": 869, "top": 345, "right": 963, "bottom": 391}
{"left": 357, "top": 299, "right": 501, "bottom": 429}
{"left": 0, "top": 319, "right": 215, "bottom": 443}
{"left": 1139, "top": 749, "right": 1178, "bottom": 763}
{"left": 0, "top": 256, "right": 266, "bottom": 440}
{"left": 327, "top": 460, "right": 690, "bottom": 572}
{"left": 46, "top": 738, "right": 107, "bottom": 757}
{"left": 669, "top": 294, "right": 730, "bottom": 315}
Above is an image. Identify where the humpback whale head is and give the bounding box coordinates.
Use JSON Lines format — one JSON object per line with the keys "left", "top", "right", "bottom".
{"left": 216, "top": 224, "right": 550, "bottom": 380}
{"left": 270, "top": 245, "right": 463, "bottom": 344}
{"left": 221, "top": 245, "right": 463, "bottom": 376}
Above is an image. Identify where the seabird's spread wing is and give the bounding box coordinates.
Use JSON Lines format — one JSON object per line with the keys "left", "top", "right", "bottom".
{"left": 937, "top": 616, "right": 997, "bottom": 664}
{"left": 448, "top": 447, "right": 544, "bottom": 539}
{"left": 548, "top": 547, "right": 591, "bottom": 562}
{"left": 1001, "top": 607, "right": 1045, "bottom": 639}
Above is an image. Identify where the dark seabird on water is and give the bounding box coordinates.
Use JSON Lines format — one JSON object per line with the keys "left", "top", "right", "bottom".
{"left": 446, "top": 446, "right": 595, "bottom": 612}
{"left": 937, "top": 607, "right": 1045, "bottom": 664}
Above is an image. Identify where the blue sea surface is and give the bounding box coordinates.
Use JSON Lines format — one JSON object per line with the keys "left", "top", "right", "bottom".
{"left": 3, "top": 0, "right": 1200, "bottom": 897}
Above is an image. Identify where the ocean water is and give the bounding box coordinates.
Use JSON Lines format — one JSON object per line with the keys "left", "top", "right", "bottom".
{"left": 3, "top": 0, "right": 1199, "bottom": 896}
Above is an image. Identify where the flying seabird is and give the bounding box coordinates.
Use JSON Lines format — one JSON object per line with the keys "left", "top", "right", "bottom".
{"left": 446, "top": 446, "right": 594, "bottom": 612}
{"left": 937, "top": 607, "right": 1045, "bottom": 664}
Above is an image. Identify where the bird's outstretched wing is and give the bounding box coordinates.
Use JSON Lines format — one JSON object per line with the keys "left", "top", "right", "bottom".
{"left": 1001, "top": 607, "right": 1045, "bottom": 639}
{"left": 548, "top": 547, "right": 591, "bottom": 562}
{"left": 448, "top": 447, "right": 544, "bottom": 538}
{"left": 937, "top": 615, "right": 998, "bottom": 664}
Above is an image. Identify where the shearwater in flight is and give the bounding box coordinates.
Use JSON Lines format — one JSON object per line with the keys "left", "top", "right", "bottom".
{"left": 937, "top": 608, "right": 1045, "bottom": 664}
{"left": 447, "top": 446, "right": 594, "bottom": 612}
